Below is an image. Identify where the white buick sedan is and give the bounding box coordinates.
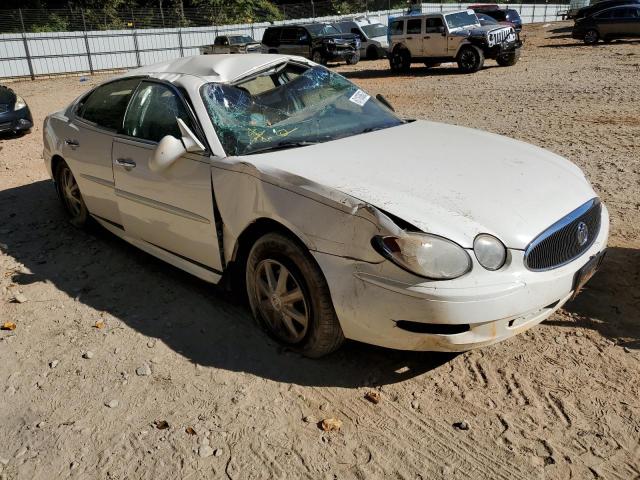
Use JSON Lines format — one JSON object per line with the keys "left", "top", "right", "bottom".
{"left": 43, "top": 55, "right": 608, "bottom": 357}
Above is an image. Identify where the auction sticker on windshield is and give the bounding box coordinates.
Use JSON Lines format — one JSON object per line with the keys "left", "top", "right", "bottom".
{"left": 349, "top": 89, "right": 370, "bottom": 107}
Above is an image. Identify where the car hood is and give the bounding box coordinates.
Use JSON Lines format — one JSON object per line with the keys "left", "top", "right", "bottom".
{"left": 244, "top": 120, "right": 597, "bottom": 249}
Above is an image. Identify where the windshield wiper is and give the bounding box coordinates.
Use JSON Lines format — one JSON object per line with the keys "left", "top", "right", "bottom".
{"left": 246, "top": 140, "right": 320, "bottom": 155}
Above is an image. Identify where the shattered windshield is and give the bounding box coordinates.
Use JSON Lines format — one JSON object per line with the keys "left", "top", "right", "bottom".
{"left": 200, "top": 62, "right": 403, "bottom": 156}
{"left": 445, "top": 11, "right": 480, "bottom": 29}
{"left": 305, "top": 24, "right": 341, "bottom": 36}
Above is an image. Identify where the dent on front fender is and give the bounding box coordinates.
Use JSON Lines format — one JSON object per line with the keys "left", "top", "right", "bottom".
{"left": 210, "top": 160, "right": 408, "bottom": 264}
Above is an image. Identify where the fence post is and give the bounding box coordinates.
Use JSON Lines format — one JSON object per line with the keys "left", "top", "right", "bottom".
{"left": 18, "top": 9, "right": 35, "bottom": 81}
{"left": 544, "top": 2, "right": 548, "bottom": 22}
{"left": 178, "top": 28, "right": 184, "bottom": 57}
{"left": 311, "top": 0, "right": 315, "bottom": 19}
{"left": 81, "top": 9, "right": 94, "bottom": 75}
{"left": 532, "top": 3, "right": 536, "bottom": 23}
{"left": 131, "top": 9, "right": 142, "bottom": 67}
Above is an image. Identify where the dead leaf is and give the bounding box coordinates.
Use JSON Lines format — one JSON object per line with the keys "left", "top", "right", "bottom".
{"left": 94, "top": 320, "right": 105, "bottom": 329}
{"left": 185, "top": 426, "right": 196, "bottom": 435}
{"left": 1, "top": 322, "right": 17, "bottom": 331}
{"left": 319, "top": 418, "right": 342, "bottom": 432}
{"left": 364, "top": 391, "right": 381, "bottom": 404}
{"left": 154, "top": 420, "right": 169, "bottom": 430}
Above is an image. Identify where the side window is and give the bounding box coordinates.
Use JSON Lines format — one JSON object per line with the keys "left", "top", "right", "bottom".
{"left": 262, "top": 28, "right": 279, "bottom": 46}
{"left": 389, "top": 20, "right": 404, "bottom": 35}
{"left": 595, "top": 9, "right": 613, "bottom": 18}
{"left": 406, "top": 18, "right": 422, "bottom": 34}
{"left": 77, "top": 78, "right": 140, "bottom": 131}
{"left": 122, "top": 82, "right": 195, "bottom": 143}
{"left": 297, "top": 28, "right": 309, "bottom": 43}
{"left": 214, "top": 37, "right": 223, "bottom": 45}
{"left": 425, "top": 18, "right": 444, "bottom": 33}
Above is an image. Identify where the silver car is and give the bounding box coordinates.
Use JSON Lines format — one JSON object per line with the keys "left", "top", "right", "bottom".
{"left": 43, "top": 54, "right": 608, "bottom": 357}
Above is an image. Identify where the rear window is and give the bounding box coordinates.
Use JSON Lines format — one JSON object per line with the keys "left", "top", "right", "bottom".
{"left": 77, "top": 78, "right": 140, "bottom": 131}
{"left": 389, "top": 19, "right": 404, "bottom": 35}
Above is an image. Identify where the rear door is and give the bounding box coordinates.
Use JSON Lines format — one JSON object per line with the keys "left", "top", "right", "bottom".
{"left": 63, "top": 77, "right": 141, "bottom": 226}
{"left": 112, "top": 80, "right": 222, "bottom": 273}
{"left": 277, "top": 27, "right": 300, "bottom": 56}
{"left": 404, "top": 17, "right": 424, "bottom": 57}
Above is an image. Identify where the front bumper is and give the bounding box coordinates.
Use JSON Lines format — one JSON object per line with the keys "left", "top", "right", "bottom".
{"left": 486, "top": 39, "right": 522, "bottom": 58}
{"left": 0, "top": 107, "right": 33, "bottom": 133}
{"left": 325, "top": 48, "right": 358, "bottom": 61}
{"left": 313, "top": 205, "right": 609, "bottom": 352}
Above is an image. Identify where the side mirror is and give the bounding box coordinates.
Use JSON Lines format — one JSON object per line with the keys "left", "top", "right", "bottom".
{"left": 149, "top": 119, "right": 205, "bottom": 172}
{"left": 438, "top": 26, "right": 445, "bottom": 35}
{"left": 150, "top": 135, "right": 186, "bottom": 173}
{"left": 375, "top": 93, "right": 395, "bottom": 112}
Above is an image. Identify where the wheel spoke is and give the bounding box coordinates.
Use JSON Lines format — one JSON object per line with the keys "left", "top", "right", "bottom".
{"left": 281, "top": 314, "right": 299, "bottom": 337}
{"left": 264, "top": 262, "right": 277, "bottom": 292}
{"left": 256, "top": 278, "right": 270, "bottom": 298}
{"left": 275, "top": 266, "right": 289, "bottom": 295}
{"left": 280, "top": 287, "right": 303, "bottom": 305}
{"left": 282, "top": 306, "right": 307, "bottom": 328}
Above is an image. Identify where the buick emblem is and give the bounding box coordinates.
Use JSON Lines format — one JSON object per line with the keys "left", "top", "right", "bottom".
{"left": 576, "top": 222, "right": 589, "bottom": 247}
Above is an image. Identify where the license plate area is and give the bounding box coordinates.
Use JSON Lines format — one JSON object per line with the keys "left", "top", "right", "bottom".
{"left": 571, "top": 250, "right": 606, "bottom": 300}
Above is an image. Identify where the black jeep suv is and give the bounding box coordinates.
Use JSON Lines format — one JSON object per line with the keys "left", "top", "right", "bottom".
{"left": 261, "top": 23, "right": 360, "bottom": 65}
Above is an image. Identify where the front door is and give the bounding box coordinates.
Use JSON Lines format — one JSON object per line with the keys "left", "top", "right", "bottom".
{"left": 112, "top": 80, "right": 222, "bottom": 273}
{"left": 423, "top": 17, "right": 448, "bottom": 57}
{"left": 404, "top": 18, "right": 424, "bottom": 57}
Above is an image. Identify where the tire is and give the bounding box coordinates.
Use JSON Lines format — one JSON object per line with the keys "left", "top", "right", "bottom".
{"left": 389, "top": 48, "right": 411, "bottom": 73}
{"left": 246, "top": 233, "right": 344, "bottom": 358}
{"left": 312, "top": 49, "right": 326, "bottom": 65}
{"left": 457, "top": 45, "right": 484, "bottom": 73}
{"left": 346, "top": 53, "right": 360, "bottom": 65}
{"left": 583, "top": 29, "right": 599, "bottom": 45}
{"left": 496, "top": 49, "right": 520, "bottom": 67}
{"left": 54, "top": 159, "right": 89, "bottom": 228}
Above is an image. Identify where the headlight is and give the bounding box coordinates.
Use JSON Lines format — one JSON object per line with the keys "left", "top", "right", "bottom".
{"left": 14, "top": 95, "right": 27, "bottom": 111}
{"left": 373, "top": 233, "right": 472, "bottom": 280}
{"left": 473, "top": 234, "right": 506, "bottom": 271}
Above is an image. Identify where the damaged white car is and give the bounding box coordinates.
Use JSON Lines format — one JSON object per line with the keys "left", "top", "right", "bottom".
{"left": 43, "top": 54, "right": 608, "bottom": 357}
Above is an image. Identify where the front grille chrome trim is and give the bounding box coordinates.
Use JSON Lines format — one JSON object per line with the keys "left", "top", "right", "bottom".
{"left": 524, "top": 198, "right": 601, "bottom": 272}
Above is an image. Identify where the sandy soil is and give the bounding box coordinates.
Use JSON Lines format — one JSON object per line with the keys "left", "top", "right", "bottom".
{"left": 0, "top": 22, "right": 639, "bottom": 479}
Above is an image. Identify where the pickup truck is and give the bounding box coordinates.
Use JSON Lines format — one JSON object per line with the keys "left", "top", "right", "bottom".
{"left": 200, "top": 35, "right": 262, "bottom": 55}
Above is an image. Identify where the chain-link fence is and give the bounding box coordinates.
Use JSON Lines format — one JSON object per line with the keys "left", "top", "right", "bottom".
{"left": 0, "top": 1, "right": 569, "bottom": 80}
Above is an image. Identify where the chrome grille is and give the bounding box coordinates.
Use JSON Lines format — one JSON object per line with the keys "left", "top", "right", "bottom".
{"left": 524, "top": 198, "right": 602, "bottom": 271}
{"left": 490, "top": 28, "right": 510, "bottom": 45}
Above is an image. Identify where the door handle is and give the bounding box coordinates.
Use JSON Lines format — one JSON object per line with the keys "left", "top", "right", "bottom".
{"left": 115, "top": 158, "right": 137, "bottom": 170}
{"left": 64, "top": 139, "right": 79, "bottom": 147}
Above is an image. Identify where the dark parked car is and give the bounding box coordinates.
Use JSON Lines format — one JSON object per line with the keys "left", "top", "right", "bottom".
{"left": 572, "top": 4, "right": 640, "bottom": 43}
{"left": 472, "top": 7, "right": 523, "bottom": 31}
{"left": 0, "top": 85, "right": 32, "bottom": 135}
{"left": 574, "top": 0, "right": 640, "bottom": 19}
{"left": 261, "top": 23, "right": 360, "bottom": 65}
{"left": 476, "top": 12, "right": 500, "bottom": 26}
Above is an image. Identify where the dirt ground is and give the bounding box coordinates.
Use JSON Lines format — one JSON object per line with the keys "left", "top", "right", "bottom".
{"left": 0, "top": 22, "right": 639, "bottom": 480}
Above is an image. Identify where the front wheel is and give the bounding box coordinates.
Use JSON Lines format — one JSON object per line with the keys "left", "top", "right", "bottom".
{"left": 312, "top": 49, "right": 327, "bottom": 65}
{"left": 55, "top": 160, "right": 89, "bottom": 227}
{"left": 457, "top": 45, "right": 484, "bottom": 73}
{"left": 496, "top": 49, "right": 520, "bottom": 67}
{"left": 346, "top": 53, "right": 360, "bottom": 65}
{"left": 583, "top": 29, "right": 599, "bottom": 45}
{"left": 246, "top": 233, "right": 344, "bottom": 358}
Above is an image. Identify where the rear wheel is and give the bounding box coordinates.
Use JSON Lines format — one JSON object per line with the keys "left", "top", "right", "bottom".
{"left": 457, "top": 45, "right": 484, "bottom": 73}
{"left": 583, "top": 29, "right": 599, "bottom": 45}
{"left": 496, "top": 49, "right": 520, "bottom": 67}
{"left": 246, "top": 233, "right": 344, "bottom": 358}
{"left": 55, "top": 160, "right": 88, "bottom": 227}
{"left": 389, "top": 48, "right": 411, "bottom": 73}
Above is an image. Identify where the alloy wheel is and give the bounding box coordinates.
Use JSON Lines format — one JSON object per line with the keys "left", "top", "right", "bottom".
{"left": 254, "top": 259, "right": 309, "bottom": 343}
{"left": 60, "top": 166, "right": 82, "bottom": 218}
{"left": 584, "top": 30, "right": 598, "bottom": 44}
